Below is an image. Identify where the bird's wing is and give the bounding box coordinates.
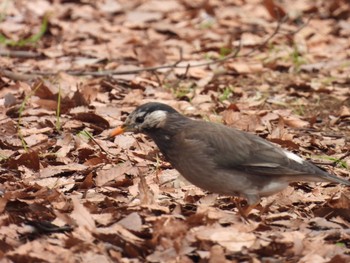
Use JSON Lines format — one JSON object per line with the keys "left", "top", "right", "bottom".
{"left": 183, "top": 121, "right": 319, "bottom": 177}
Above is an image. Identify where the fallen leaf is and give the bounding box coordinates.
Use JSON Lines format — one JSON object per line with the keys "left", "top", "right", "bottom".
{"left": 117, "top": 212, "right": 143, "bottom": 232}
{"left": 72, "top": 112, "right": 110, "bottom": 130}
{"left": 7, "top": 151, "right": 40, "bottom": 171}
{"left": 40, "top": 164, "right": 87, "bottom": 178}
{"left": 95, "top": 162, "right": 135, "bottom": 187}
{"left": 195, "top": 225, "right": 256, "bottom": 252}
{"left": 70, "top": 196, "right": 96, "bottom": 230}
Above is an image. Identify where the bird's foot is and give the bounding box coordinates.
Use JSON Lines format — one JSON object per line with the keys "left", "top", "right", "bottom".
{"left": 233, "top": 198, "right": 259, "bottom": 222}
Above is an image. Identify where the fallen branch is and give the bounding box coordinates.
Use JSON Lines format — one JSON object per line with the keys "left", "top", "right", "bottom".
{"left": 0, "top": 69, "right": 39, "bottom": 81}
{"left": 4, "top": 15, "right": 311, "bottom": 80}
{"left": 0, "top": 49, "right": 41, "bottom": 58}
{"left": 311, "top": 151, "right": 350, "bottom": 168}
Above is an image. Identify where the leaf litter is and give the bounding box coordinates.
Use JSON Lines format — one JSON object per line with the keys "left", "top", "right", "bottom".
{"left": 0, "top": 0, "right": 350, "bottom": 262}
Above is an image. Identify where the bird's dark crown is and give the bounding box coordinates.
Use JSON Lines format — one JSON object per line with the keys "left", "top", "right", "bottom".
{"left": 122, "top": 102, "right": 182, "bottom": 133}
{"left": 134, "top": 102, "right": 179, "bottom": 115}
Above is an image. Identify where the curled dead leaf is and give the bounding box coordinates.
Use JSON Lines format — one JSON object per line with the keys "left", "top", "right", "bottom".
{"left": 72, "top": 112, "right": 110, "bottom": 130}
{"left": 282, "top": 116, "right": 309, "bottom": 128}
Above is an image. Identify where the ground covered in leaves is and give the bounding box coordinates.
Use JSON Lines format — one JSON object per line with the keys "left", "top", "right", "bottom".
{"left": 1, "top": 0, "right": 350, "bottom": 262}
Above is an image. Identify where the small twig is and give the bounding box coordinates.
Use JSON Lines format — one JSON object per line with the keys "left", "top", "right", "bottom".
{"left": 311, "top": 151, "right": 350, "bottom": 167}
{"left": 18, "top": 19, "right": 281, "bottom": 77}
{"left": 182, "top": 63, "right": 190, "bottom": 79}
{"left": 311, "top": 161, "right": 336, "bottom": 167}
{"left": 85, "top": 132, "right": 115, "bottom": 157}
{"left": 0, "top": 49, "right": 41, "bottom": 58}
{"left": 0, "top": 69, "right": 39, "bottom": 81}
{"left": 320, "top": 133, "right": 345, "bottom": 139}
{"left": 291, "top": 15, "right": 313, "bottom": 35}
{"left": 173, "top": 46, "right": 184, "bottom": 66}
{"left": 159, "top": 177, "right": 177, "bottom": 187}
{"left": 338, "top": 151, "right": 350, "bottom": 162}
{"left": 9, "top": 15, "right": 310, "bottom": 79}
{"left": 242, "top": 15, "right": 288, "bottom": 58}
{"left": 151, "top": 70, "right": 162, "bottom": 86}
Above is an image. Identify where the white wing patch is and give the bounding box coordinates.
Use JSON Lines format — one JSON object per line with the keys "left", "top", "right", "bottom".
{"left": 283, "top": 150, "right": 304, "bottom": 164}
{"left": 259, "top": 181, "right": 289, "bottom": 196}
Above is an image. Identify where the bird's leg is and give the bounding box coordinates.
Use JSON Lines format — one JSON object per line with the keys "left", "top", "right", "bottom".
{"left": 232, "top": 198, "right": 257, "bottom": 222}
{"left": 240, "top": 201, "right": 258, "bottom": 216}
{"left": 234, "top": 199, "right": 250, "bottom": 222}
{"left": 233, "top": 194, "right": 261, "bottom": 221}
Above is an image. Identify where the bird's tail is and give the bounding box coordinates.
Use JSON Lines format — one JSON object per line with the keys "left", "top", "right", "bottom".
{"left": 322, "top": 172, "right": 350, "bottom": 186}
{"left": 304, "top": 162, "right": 350, "bottom": 186}
{"left": 289, "top": 170, "right": 350, "bottom": 186}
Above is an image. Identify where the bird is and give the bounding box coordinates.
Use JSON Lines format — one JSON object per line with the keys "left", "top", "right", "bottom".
{"left": 110, "top": 102, "right": 350, "bottom": 215}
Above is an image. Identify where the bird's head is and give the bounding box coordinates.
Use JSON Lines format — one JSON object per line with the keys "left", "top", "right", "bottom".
{"left": 109, "top": 102, "right": 180, "bottom": 137}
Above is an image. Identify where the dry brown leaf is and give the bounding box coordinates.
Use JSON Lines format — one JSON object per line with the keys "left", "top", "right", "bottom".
{"left": 4, "top": 93, "right": 17, "bottom": 107}
{"left": 0, "top": 120, "right": 17, "bottom": 136}
{"left": 222, "top": 110, "right": 264, "bottom": 132}
{"left": 112, "top": 134, "right": 137, "bottom": 150}
{"left": 0, "top": 197, "right": 8, "bottom": 213}
{"left": 209, "top": 245, "right": 229, "bottom": 263}
{"left": 329, "top": 193, "right": 350, "bottom": 209}
{"left": 96, "top": 223, "right": 143, "bottom": 245}
{"left": 195, "top": 225, "right": 256, "bottom": 252}
{"left": 139, "top": 0, "right": 183, "bottom": 12}
{"left": 2, "top": 0, "right": 350, "bottom": 261}
{"left": 33, "top": 81, "right": 56, "bottom": 100}
{"left": 72, "top": 112, "right": 110, "bottom": 130}
{"left": 7, "top": 239, "right": 77, "bottom": 263}
{"left": 34, "top": 177, "right": 75, "bottom": 192}
{"left": 338, "top": 105, "right": 350, "bottom": 117}
{"left": 20, "top": 127, "right": 52, "bottom": 136}
{"left": 91, "top": 213, "right": 114, "bottom": 226}
{"left": 40, "top": 164, "right": 87, "bottom": 178}
{"left": 7, "top": 151, "right": 40, "bottom": 171}
{"left": 70, "top": 196, "right": 96, "bottom": 231}
{"left": 79, "top": 172, "right": 94, "bottom": 189}
{"left": 227, "top": 61, "right": 264, "bottom": 74}
{"left": 135, "top": 42, "right": 167, "bottom": 66}
{"left": 139, "top": 173, "right": 155, "bottom": 205}
{"left": 33, "top": 98, "right": 57, "bottom": 111}
{"left": 95, "top": 162, "right": 134, "bottom": 187}
{"left": 24, "top": 134, "right": 48, "bottom": 147}
{"left": 282, "top": 116, "right": 309, "bottom": 128}
{"left": 117, "top": 212, "right": 143, "bottom": 232}
{"left": 83, "top": 157, "right": 105, "bottom": 166}
{"left": 263, "top": 0, "right": 287, "bottom": 20}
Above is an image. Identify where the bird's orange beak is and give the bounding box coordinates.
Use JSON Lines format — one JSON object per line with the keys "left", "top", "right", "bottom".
{"left": 109, "top": 126, "right": 125, "bottom": 137}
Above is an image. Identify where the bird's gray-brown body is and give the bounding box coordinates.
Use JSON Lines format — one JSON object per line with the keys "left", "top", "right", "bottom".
{"left": 112, "top": 102, "right": 350, "bottom": 206}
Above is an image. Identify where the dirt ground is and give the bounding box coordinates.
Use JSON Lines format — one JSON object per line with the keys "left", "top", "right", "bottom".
{"left": 0, "top": 0, "right": 350, "bottom": 262}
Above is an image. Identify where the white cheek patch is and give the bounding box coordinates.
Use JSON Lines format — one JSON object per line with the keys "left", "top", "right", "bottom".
{"left": 147, "top": 110, "right": 167, "bottom": 128}
{"left": 283, "top": 150, "right": 304, "bottom": 164}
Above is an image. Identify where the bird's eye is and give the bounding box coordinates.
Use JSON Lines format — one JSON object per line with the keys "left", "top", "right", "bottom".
{"left": 135, "top": 116, "right": 144, "bottom": 123}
